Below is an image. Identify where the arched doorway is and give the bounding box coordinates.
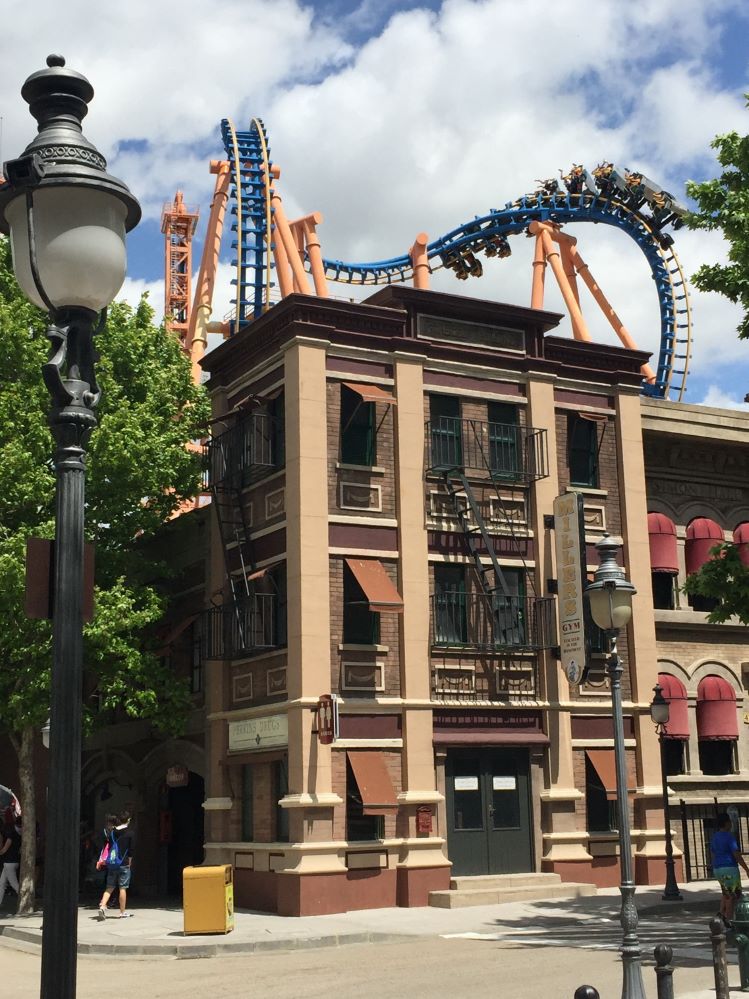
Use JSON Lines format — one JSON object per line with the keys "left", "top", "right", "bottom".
{"left": 160, "top": 771, "right": 205, "bottom": 896}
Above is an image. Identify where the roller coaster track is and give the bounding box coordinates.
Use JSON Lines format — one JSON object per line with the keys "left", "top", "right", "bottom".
{"left": 220, "top": 120, "right": 692, "bottom": 401}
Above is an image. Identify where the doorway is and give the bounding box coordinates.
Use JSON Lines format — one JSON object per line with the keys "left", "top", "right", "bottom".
{"left": 446, "top": 748, "right": 532, "bottom": 876}
{"left": 165, "top": 772, "right": 205, "bottom": 896}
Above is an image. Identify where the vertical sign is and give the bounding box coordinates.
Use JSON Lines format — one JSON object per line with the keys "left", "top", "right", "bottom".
{"left": 317, "top": 694, "right": 339, "bottom": 745}
{"left": 553, "top": 491, "right": 588, "bottom": 685}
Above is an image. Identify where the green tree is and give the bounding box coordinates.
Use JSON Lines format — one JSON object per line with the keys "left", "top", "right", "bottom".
{"left": 682, "top": 99, "right": 749, "bottom": 621}
{"left": 686, "top": 95, "right": 749, "bottom": 340}
{"left": 0, "top": 235, "right": 210, "bottom": 911}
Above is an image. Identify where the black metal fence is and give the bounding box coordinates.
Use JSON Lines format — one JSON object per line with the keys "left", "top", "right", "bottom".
{"left": 431, "top": 592, "right": 557, "bottom": 653}
{"left": 206, "top": 412, "right": 283, "bottom": 490}
{"left": 679, "top": 798, "right": 749, "bottom": 881}
{"left": 425, "top": 418, "right": 548, "bottom": 481}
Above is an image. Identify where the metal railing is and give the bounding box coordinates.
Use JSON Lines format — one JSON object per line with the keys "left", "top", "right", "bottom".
{"left": 202, "top": 592, "right": 281, "bottom": 660}
{"left": 206, "top": 411, "right": 283, "bottom": 490}
{"left": 425, "top": 418, "right": 548, "bottom": 481}
{"left": 680, "top": 798, "right": 749, "bottom": 881}
{"left": 430, "top": 592, "right": 557, "bottom": 652}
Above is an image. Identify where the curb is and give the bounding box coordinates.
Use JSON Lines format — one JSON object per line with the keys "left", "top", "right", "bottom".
{"left": 0, "top": 925, "right": 408, "bottom": 959}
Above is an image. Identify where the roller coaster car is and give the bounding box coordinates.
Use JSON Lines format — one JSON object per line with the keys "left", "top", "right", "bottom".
{"left": 484, "top": 235, "right": 511, "bottom": 259}
{"left": 561, "top": 164, "right": 585, "bottom": 194}
{"left": 441, "top": 251, "right": 470, "bottom": 278}
{"left": 463, "top": 252, "right": 483, "bottom": 278}
{"left": 535, "top": 177, "right": 560, "bottom": 198}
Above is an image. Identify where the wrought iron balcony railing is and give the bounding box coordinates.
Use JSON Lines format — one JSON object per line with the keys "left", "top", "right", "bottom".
{"left": 202, "top": 592, "right": 282, "bottom": 660}
{"left": 430, "top": 592, "right": 557, "bottom": 653}
{"left": 425, "top": 418, "right": 548, "bottom": 482}
{"left": 206, "top": 412, "right": 284, "bottom": 490}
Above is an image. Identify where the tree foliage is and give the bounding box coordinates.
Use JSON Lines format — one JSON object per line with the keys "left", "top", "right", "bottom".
{"left": 682, "top": 544, "right": 749, "bottom": 625}
{"left": 0, "top": 232, "right": 210, "bottom": 746}
{"left": 686, "top": 94, "right": 749, "bottom": 340}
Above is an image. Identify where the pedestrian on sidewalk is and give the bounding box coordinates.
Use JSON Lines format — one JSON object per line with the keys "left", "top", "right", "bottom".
{"left": 97, "top": 811, "right": 135, "bottom": 920}
{"left": 0, "top": 820, "right": 22, "bottom": 913}
{"left": 711, "top": 812, "right": 749, "bottom": 927}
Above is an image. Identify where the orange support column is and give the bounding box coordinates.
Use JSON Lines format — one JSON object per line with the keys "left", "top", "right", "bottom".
{"left": 301, "top": 213, "right": 328, "bottom": 297}
{"left": 531, "top": 232, "right": 547, "bottom": 309}
{"left": 409, "top": 232, "right": 430, "bottom": 290}
{"left": 537, "top": 226, "right": 592, "bottom": 342}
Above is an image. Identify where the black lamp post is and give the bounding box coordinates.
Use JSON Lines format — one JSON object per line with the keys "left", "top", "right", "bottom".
{"left": 0, "top": 56, "right": 140, "bottom": 999}
{"left": 650, "top": 683, "right": 683, "bottom": 901}
{"left": 586, "top": 534, "right": 645, "bottom": 999}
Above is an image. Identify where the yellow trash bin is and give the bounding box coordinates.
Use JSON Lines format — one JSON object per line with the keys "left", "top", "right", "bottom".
{"left": 183, "top": 865, "right": 234, "bottom": 935}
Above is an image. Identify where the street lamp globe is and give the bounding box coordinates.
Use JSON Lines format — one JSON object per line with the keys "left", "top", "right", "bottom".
{"left": 586, "top": 534, "right": 637, "bottom": 633}
{"left": 650, "top": 683, "right": 670, "bottom": 728}
{"left": 0, "top": 54, "right": 140, "bottom": 314}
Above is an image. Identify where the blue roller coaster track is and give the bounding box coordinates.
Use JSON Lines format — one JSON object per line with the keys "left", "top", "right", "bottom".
{"left": 221, "top": 119, "right": 692, "bottom": 401}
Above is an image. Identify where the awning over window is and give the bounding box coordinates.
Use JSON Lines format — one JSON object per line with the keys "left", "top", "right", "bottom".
{"left": 586, "top": 750, "right": 635, "bottom": 801}
{"left": 648, "top": 513, "right": 679, "bottom": 574}
{"left": 657, "top": 672, "right": 689, "bottom": 740}
{"left": 345, "top": 558, "right": 404, "bottom": 613}
{"left": 685, "top": 518, "right": 723, "bottom": 576}
{"left": 697, "top": 675, "right": 738, "bottom": 741}
{"left": 347, "top": 751, "right": 399, "bottom": 815}
{"left": 734, "top": 523, "right": 749, "bottom": 567}
{"left": 343, "top": 382, "right": 397, "bottom": 405}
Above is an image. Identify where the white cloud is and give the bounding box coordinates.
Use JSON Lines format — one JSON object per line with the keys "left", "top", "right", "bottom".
{"left": 697, "top": 385, "right": 749, "bottom": 410}
{"left": 3, "top": 0, "right": 748, "bottom": 394}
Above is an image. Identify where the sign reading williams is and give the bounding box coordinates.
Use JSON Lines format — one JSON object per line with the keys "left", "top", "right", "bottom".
{"left": 229, "top": 714, "right": 288, "bottom": 752}
{"left": 553, "top": 492, "right": 588, "bottom": 683}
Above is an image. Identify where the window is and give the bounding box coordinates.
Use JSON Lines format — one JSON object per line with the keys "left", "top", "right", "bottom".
{"left": 568, "top": 414, "right": 598, "bottom": 488}
{"left": 663, "top": 740, "right": 685, "bottom": 777}
{"left": 190, "top": 623, "right": 203, "bottom": 694}
{"left": 343, "top": 563, "right": 380, "bottom": 644}
{"left": 434, "top": 564, "right": 467, "bottom": 644}
{"left": 346, "top": 758, "right": 385, "bottom": 842}
{"left": 429, "top": 395, "right": 462, "bottom": 470}
{"left": 488, "top": 402, "right": 520, "bottom": 479}
{"left": 241, "top": 765, "right": 254, "bottom": 841}
{"left": 274, "top": 758, "right": 289, "bottom": 842}
{"left": 585, "top": 755, "right": 619, "bottom": 833}
{"left": 698, "top": 741, "right": 734, "bottom": 776}
{"left": 688, "top": 591, "right": 720, "bottom": 613}
{"left": 652, "top": 573, "right": 676, "bottom": 610}
{"left": 341, "top": 385, "right": 376, "bottom": 465}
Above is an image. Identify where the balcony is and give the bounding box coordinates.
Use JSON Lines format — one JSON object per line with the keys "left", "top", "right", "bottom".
{"left": 425, "top": 418, "right": 548, "bottom": 482}
{"left": 202, "top": 593, "right": 282, "bottom": 660}
{"left": 430, "top": 592, "right": 557, "bottom": 653}
{"left": 206, "top": 412, "right": 284, "bottom": 490}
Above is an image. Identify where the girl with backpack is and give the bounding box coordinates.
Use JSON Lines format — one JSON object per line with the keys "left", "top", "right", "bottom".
{"left": 97, "top": 812, "right": 135, "bottom": 920}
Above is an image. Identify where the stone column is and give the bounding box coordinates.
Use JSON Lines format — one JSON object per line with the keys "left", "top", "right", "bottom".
{"left": 527, "top": 374, "right": 592, "bottom": 876}
{"left": 393, "top": 352, "right": 451, "bottom": 905}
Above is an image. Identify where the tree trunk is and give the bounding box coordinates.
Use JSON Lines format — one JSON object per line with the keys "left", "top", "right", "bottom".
{"left": 16, "top": 725, "right": 37, "bottom": 914}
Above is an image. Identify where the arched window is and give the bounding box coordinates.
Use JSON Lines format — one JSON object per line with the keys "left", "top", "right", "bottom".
{"left": 734, "top": 523, "right": 749, "bottom": 568}
{"left": 685, "top": 518, "right": 723, "bottom": 612}
{"left": 648, "top": 514, "right": 678, "bottom": 609}
{"left": 697, "top": 675, "right": 737, "bottom": 776}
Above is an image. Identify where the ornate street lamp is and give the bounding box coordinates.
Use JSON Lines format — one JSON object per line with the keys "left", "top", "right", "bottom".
{"left": 650, "top": 684, "right": 683, "bottom": 901}
{"left": 0, "top": 56, "right": 140, "bottom": 999}
{"left": 586, "top": 534, "right": 645, "bottom": 999}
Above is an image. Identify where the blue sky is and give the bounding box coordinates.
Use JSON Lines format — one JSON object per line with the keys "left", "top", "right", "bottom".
{"left": 2, "top": 0, "right": 748, "bottom": 407}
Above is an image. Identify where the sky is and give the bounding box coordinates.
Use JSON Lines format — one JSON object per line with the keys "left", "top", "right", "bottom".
{"left": 2, "top": 0, "right": 748, "bottom": 407}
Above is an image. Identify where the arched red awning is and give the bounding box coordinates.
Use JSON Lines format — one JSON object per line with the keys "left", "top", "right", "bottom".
{"left": 657, "top": 672, "right": 689, "bottom": 740}
{"left": 734, "top": 523, "right": 749, "bottom": 568}
{"left": 685, "top": 518, "right": 723, "bottom": 576}
{"left": 648, "top": 513, "right": 678, "bottom": 574}
{"left": 697, "top": 675, "right": 738, "bottom": 741}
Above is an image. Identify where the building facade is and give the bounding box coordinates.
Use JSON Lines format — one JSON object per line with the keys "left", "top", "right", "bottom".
{"left": 200, "top": 286, "right": 669, "bottom": 915}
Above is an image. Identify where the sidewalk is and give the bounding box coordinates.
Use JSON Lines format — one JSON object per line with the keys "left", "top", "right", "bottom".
{"left": 0, "top": 883, "right": 732, "bottom": 962}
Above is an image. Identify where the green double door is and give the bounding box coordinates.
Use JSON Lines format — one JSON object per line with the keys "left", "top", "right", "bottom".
{"left": 446, "top": 749, "right": 532, "bottom": 877}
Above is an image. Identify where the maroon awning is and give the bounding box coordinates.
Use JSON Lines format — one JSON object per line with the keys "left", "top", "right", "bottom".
{"left": 685, "top": 518, "right": 723, "bottom": 576}
{"left": 734, "top": 523, "right": 749, "bottom": 568}
{"left": 697, "top": 675, "right": 738, "bottom": 741}
{"left": 342, "top": 382, "right": 397, "bottom": 405}
{"left": 586, "top": 750, "right": 635, "bottom": 800}
{"left": 347, "top": 751, "right": 399, "bottom": 815}
{"left": 657, "top": 672, "right": 689, "bottom": 740}
{"left": 345, "top": 558, "right": 404, "bottom": 613}
{"left": 648, "top": 513, "right": 678, "bottom": 574}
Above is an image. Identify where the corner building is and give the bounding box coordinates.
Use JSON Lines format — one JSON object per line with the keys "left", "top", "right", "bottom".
{"left": 200, "top": 287, "right": 665, "bottom": 915}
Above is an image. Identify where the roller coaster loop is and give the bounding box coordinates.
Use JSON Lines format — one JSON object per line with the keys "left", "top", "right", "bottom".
{"left": 220, "top": 120, "right": 691, "bottom": 401}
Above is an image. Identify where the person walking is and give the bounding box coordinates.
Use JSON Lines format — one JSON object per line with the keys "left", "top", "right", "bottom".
{"left": 0, "top": 821, "right": 22, "bottom": 913}
{"left": 96, "top": 812, "right": 135, "bottom": 920}
{"left": 711, "top": 812, "right": 749, "bottom": 927}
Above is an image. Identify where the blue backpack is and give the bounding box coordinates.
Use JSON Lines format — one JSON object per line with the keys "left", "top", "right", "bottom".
{"left": 105, "top": 828, "right": 128, "bottom": 867}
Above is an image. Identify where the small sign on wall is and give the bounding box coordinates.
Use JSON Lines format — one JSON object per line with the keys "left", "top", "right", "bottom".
{"left": 166, "top": 765, "right": 189, "bottom": 788}
{"left": 416, "top": 805, "right": 433, "bottom": 834}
